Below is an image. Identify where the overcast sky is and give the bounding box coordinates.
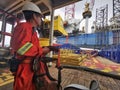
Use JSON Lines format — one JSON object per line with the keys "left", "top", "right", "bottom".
{"left": 55, "top": 0, "right": 113, "bottom": 33}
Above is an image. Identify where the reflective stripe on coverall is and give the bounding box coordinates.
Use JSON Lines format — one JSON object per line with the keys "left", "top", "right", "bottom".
{"left": 11, "top": 22, "right": 57, "bottom": 90}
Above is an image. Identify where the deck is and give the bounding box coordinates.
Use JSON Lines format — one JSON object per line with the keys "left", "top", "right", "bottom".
{"left": 49, "top": 64, "right": 120, "bottom": 90}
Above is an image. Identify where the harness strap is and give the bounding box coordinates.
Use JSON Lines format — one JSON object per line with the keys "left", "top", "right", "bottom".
{"left": 35, "top": 73, "right": 46, "bottom": 77}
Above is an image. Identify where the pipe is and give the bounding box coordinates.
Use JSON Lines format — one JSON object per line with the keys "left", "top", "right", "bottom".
{"left": 85, "top": 16, "right": 89, "bottom": 33}
{"left": 0, "top": 7, "right": 19, "bottom": 24}
{"left": 49, "top": 9, "right": 54, "bottom": 66}
{"left": 0, "top": 31, "right": 12, "bottom": 36}
{"left": 0, "top": 7, "right": 16, "bottom": 19}
{"left": 1, "top": 14, "right": 6, "bottom": 47}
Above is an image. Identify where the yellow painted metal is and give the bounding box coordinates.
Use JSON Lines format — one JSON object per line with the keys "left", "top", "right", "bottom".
{"left": 43, "top": 16, "right": 68, "bottom": 36}
{"left": 39, "top": 38, "right": 49, "bottom": 47}
{"left": 0, "top": 78, "right": 4, "bottom": 84}
{"left": 40, "top": 16, "right": 68, "bottom": 46}
{"left": 0, "top": 72, "right": 14, "bottom": 86}
{"left": 54, "top": 15, "right": 68, "bottom": 36}
{"left": 0, "top": 79, "right": 14, "bottom": 86}
{"left": 39, "top": 16, "right": 68, "bottom": 46}
{"left": 53, "top": 49, "right": 88, "bottom": 66}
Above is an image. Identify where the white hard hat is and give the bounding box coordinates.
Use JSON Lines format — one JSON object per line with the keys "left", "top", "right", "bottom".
{"left": 22, "top": 2, "right": 42, "bottom": 14}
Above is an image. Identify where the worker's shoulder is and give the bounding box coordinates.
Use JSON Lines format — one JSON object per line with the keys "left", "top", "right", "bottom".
{"left": 15, "top": 22, "right": 32, "bottom": 29}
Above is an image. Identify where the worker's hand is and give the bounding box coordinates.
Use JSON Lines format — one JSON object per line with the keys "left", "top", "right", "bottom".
{"left": 47, "top": 46, "right": 59, "bottom": 52}
{"left": 42, "top": 47, "right": 50, "bottom": 55}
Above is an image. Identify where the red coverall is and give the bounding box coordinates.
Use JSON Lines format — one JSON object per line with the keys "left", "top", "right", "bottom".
{"left": 11, "top": 22, "right": 57, "bottom": 90}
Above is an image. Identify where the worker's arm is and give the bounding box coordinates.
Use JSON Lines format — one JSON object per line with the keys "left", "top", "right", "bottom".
{"left": 41, "top": 46, "right": 59, "bottom": 56}
{"left": 12, "top": 25, "right": 44, "bottom": 57}
{"left": 42, "top": 47, "right": 50, "bottom": 55}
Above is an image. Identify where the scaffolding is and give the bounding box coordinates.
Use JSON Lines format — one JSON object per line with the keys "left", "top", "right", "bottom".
{"left": 96, "top": 4, "right": 108, "bottom": 30}
{"left": 95, "top": 4, "right": 109, "bottom": 48}
{"left": 113, "top": 0, "right": 120, "bottom": 17}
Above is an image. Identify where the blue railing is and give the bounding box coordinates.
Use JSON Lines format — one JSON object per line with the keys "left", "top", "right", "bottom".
{"left": 98, "top": 44, "right": 120, "bottom": 63}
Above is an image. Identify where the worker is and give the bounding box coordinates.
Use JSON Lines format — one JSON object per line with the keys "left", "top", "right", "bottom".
{"left": 10, "top": 1, "right": 58, "bottom": 90}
